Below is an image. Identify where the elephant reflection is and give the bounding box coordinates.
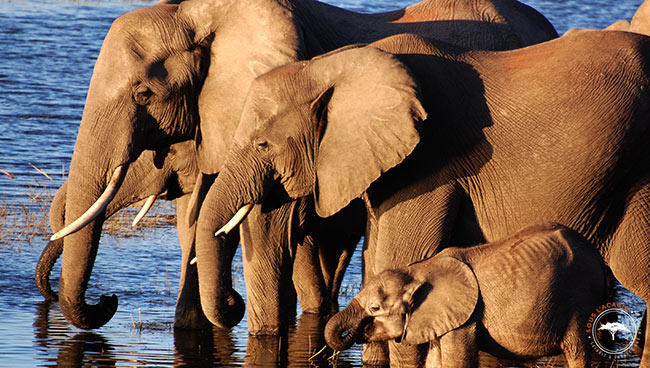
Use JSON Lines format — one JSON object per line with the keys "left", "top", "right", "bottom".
{"left": 33, "top": 301, "right": 117, "bottom": 367}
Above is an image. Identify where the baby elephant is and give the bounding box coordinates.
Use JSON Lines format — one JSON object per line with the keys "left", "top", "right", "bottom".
{"left": 325, "top": 223, "right": 606, "bottom": 368}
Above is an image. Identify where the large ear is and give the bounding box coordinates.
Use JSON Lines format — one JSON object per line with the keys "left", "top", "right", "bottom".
{"left": 178, "top": 0, "right": 303, "bottom": 174}
{"left": 630, "top": 0, "right": 650, "bottom": 36}
{"left": 308, "top": 47, "right": 427, "bottom": 217}
{"left": 402, "top": 256, "right": 478, "bottom": 345}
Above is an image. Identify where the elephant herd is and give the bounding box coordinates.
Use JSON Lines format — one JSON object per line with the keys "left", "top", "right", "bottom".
{"left": 33, "top": 0, "right": 650, "bottom": 366}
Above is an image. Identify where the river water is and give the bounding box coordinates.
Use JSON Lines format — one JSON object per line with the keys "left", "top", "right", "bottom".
{"left": 0, "top": 0, "right": 646, "bottom": 367}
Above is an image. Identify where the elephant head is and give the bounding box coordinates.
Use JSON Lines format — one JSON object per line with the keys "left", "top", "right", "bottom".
{"left": 324, "top": 257, "right": 479, "bottom": 351}
{"left": 37, "top": 140, "right": 200, "bottom": 322}
{"left": 192, "top": 46, "right": 426, "bottom": 309}
{"left": 51, "top": 0, "right": 307, "bottom": 329}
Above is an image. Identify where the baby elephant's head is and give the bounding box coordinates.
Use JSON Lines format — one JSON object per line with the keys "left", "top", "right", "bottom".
{"left": 324, "top": 269, "right": 424, "bottom": 351}
{"left": 324, "top": 257, "right": 479, "bottom": 351}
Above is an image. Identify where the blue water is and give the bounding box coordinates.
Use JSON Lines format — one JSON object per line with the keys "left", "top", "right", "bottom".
{"left": 0, "top": 0, "right": 646, "bottom": 367}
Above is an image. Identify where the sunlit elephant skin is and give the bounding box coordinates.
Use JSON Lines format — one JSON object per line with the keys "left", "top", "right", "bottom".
{"left": 49, "top": 0, "right": 557, "bottom": 333}
{"left": 36, "top": 141, "right": 211, "bottom": 328}
{"left": 36, "top": 141, "right": 355, "bottom": 331}
{"left": 605, "top": 0, "right": 650, "bottom": 35}
{"left": 197, "top": 30, "right": 650, "bottom": 367}
{"left": 325, "top": 223, "right": 606, "bottom": 368}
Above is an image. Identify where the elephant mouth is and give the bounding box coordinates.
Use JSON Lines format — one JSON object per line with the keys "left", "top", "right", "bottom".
{"left": 356, "top": 317, "right": 377, "bottom": 343}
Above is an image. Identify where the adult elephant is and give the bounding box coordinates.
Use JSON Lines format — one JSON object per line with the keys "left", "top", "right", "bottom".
{"left": 47, "top": 0, "right": 557, "bottom": 333}
{"left": 194, "top": 30, "right": 650, "bottom": 366}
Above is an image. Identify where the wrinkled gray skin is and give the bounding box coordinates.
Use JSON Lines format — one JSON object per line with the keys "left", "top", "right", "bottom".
{"left": 325, "top": 223, "right": 606, "bottom": 368}
{"left": 49, "top": 0, "right": 557, "bottom": 337}
{"left": 36, "top": 140, "right": 358, "bottom": 329}
{"left": 36, "top": 141, "right": 213, "bottom": 327}
{"left": 199, "top": 30, "right": 650, "bottom": 367}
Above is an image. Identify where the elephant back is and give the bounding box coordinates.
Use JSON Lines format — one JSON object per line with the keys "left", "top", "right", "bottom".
{"left": 468, "top": 223, "right": 605, "bottom": 357}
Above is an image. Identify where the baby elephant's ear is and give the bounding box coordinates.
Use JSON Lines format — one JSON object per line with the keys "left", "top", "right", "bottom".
{"left": 403, "top": 257, "right": 479, "bottom": 345}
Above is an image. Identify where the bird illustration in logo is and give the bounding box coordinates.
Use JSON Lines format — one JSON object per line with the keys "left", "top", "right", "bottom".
{"left": 599, "top": 322, "right": 632, "bottom": 341}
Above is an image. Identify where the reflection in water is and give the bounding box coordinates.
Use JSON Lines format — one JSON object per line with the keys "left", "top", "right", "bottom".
{"left": 173, "top": 327, "right": 237, "bottom": 367}
{"left": 33, "top": 301, "right": 117, "bottom": 367}
{"left": 245, "top": 313, "right": 358, "bottom": 367}
{"left": 57, "top": 333, "right": 116, "bottom": 368}
{"left": 33, "top": 301, "right": 363, "bottom": 367}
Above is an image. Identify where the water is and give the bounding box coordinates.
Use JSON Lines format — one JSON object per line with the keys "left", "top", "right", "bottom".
{"left": 0, "top": 0, "right": 646, "bottom": 366}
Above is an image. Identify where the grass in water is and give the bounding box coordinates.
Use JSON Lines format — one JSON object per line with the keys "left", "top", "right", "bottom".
{"left": 0, "top": 168, "right": 177, "bottom": 248}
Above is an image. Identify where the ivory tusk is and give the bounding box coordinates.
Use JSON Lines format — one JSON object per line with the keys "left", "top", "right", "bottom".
{"left": 131, "top": 195, "right": 156, "bottom": 227}
{"left": 50, "top": 165, "right": 128, "bottom": 241}
{"left": 215, "top": 203, "right": 254, "bottom": 237}
{"left": 191, "top": 204, "right": 255, "bottom": 265}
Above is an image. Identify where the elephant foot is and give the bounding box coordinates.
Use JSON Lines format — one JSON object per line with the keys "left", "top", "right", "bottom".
{"left": 362, "top": 342, "right": 390, "bottom": 367}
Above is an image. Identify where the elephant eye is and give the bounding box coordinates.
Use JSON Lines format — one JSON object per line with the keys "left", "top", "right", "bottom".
{"left": 369, "top": 304, "right": 381, "bottom": 314}
{"left": 254, "top": 138, "right": 270, "bottom": 153}
{"left": 134, "top": 85, "right": 153, "bottom": 106}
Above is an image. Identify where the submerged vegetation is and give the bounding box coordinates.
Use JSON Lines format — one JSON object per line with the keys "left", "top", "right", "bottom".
{"left": 0, "top": 166, "right": 176, "bottom": 248}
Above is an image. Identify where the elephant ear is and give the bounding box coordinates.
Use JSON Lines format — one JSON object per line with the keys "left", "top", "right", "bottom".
{"left": 402, "top": 256, "right": 478, "bottom": 345}
{"left": 308, "top": 47, "right": 427, "bottom": 217}
{"left": 179, "top": 0, "right": 303, "bottom": 174}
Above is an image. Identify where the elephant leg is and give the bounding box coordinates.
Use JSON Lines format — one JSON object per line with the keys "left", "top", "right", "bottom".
{"left": 439, "top": 324, "right": 478, "bottom": 368}
{"left": 174, "top": 194, "right": 211, "bottom": 329}
{"left": 560, "top": 314, "right": 590, "bottom": 368}
{"left": 373, "top": 182, "right": 463, "bottom": 272}
{"left": 299, "top": 198, "right": 364, "bottom": 314}
{"left": 240, "top": 205, "right": 296, "bottom": 335}
{"left": 293, "top": 234, "right": 328, "bottom": 314}
{"left": 608, "top": 181, "right": 650, "bottom": 366}
{"left": 425, "top": 339, "right": 442, "bottom": 368}
{"left": 372, "top": 183, "right": 463, "bottom": 367}
{"left": 388, "top": 340, "right": 428, "bottom": 368}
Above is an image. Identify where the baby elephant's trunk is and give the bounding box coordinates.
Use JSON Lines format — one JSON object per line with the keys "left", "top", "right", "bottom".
{"left": 325, "top": 298, "right": 366, "bottom": 351}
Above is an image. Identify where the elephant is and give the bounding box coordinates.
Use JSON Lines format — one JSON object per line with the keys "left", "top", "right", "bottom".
{"left": 324, "top": 223, "right": 606, "bottom": 368}
{"left": 194, "top": 30, "right": 650, "bottom": 366}
{"left": 46, "top": 0, "right": 558, "bottom": 334}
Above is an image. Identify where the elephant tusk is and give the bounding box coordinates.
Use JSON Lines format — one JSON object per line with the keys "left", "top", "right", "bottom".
{"left": 131, "top": 195, "right": 156, "bottom": 227}
{"left": 401, "top": 311, "right": 411, "bottom": 342}
{"left": 215, "top": 204, "right": 254, "bottom": 237}
{"left": 50, "top": 165, "right": 128, "bottom": 241}
{"left": 190, "top": 204, "right": 255, "bottom": 265}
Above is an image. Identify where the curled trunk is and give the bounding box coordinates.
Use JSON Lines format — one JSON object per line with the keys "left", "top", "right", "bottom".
{"left": 324, "top": 298, "right": 366, "bottom": 351}
{"left": 57, "top": 159, "right": 129, "bottom": 328}
{"left": 194, "top": 171, "right": 246, "bottom": 328}
{"left": 194, "top": 146, "right": 271, "bottom": 328}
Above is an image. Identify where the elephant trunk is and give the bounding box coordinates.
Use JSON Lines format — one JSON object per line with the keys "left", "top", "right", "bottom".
{"left": 325, "top": 298, "right": 366, "bottom": 351}
{"left": 57, "top": 132, "right": 132, "bottom": 328}
{"left": 194, "top": 146, "right": 271, "bottom": 328}
{"left": 194, "top": 170, "right": 246, "bottom": 328}
{"left": 35, "top": 182, "right": 68, "bottom": 301}
{"left": 58, "top": 162, "right": 124, "bottom": 328}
